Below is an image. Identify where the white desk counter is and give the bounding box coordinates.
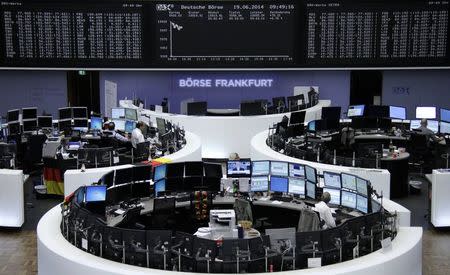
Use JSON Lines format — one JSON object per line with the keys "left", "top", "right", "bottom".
{"left": 137, "top": 100, "right": 330, "bottom": 159}
{"left": 251, "top": 130, "right": 392, "bottom": 199}
{"left": 0, "top": 169, "right": 26, "bottom": 227}
{"left": 430, "top": 169, "right": 450, "bottom": 227}
{"left": 64, "top": 131, "right": 201, "bottom": 197}
{"left": 37, "top": 204, "right": 421, "bottom": 275}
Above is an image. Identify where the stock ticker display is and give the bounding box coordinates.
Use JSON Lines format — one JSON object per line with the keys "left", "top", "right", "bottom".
{"left": 0, "top": 0, "right": 449, "bottom": 68}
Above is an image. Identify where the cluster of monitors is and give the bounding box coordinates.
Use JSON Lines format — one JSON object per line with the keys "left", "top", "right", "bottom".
{"left": 153, "top": 162, "right": 223, "bottom": 197}
{"left": 347, "top": 105, "right": 450, "bottom": 122}
{"left": 7, "top": 108, "right": 54, "bottom": 134}
{"left": 111, "top": 107, "right": 138, "bottom": 133}
{"left": 58, "top": 107, "right": 88, "bottom": 120}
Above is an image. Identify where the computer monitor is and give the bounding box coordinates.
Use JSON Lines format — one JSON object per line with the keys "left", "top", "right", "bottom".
{"left": 305, "top": 165, "right": 317, "bottom": 183}
{"left": 409, "top": 119, "right": 420, "bottom": 130}
{"left": 307, "top": 120, "right": 316, "bottom": 132}
{"left": 428, "top": 120, "right": 439, "bottom": 134}
{"left": 85, "top": 185, "right": 107, "bottom": 202}
{"left": 125, "top": 108, "right": 138, "bottom": 120}
{"left": 133, "top": 165, "right": 152, "bottom": 182}
{"left": 356, "top": 195, "right": 368, "bottom": 214}
{"left": 250, "top": 176, "right": 269, "bottom": 192}
{"left": 125, "top": 120, "right": 135, "bottom": 133}
{"left": 356, "top": 177, "right": 368, "bottom": 196}
{"left": 7, "top": 109, "right": 20, "bottom": 122}
{"left": 112, "top": 119, "right": 126, "bottom": 131}
{"left": 323, "top": 171, "right": 341, "bottom": 188}
{"left": 154, "top": 179, "right": 166, "bottom": 197}
{"left": 441, "top": 121, "right": 450, "bottom": 134}
{"left": 22, "top": 107, "right": 37, "bottom": 120}
{"left": 185, "top": 161, "right": 204, "bottom": 177}
{"left": 321, "top": 107, "right": 341, "bottom": 120}
{"left": 252, "top": 161, "right": 270, "bottom": 176}
{"left": 289, "top": 110, "right": 306, "bottom": 125}
{"left": 58, "top": 119, "right": 72, "bottom": 131}
{"left": 341, "top": 190, "right": 357, "bottom": 209}
{"left": 389, "top": 106, "right": 406, "bottom": 120}
{"left": 371, "top": 199, "right": 381, "bottom": 212}
{"left": 187, "top": 101, "right": 207, "bottom": 116}
{"left": 106, "top": 183, "right": 132, "bottom": 204}
{"left": 23, "top": 119, "right": 37, "bottom": 132}
{"left": 288, "top": 177, "right": 305, "bottom": 196}
{"left": 131, "top": 181, "right": 151, "bottom": 198}
{"left": 8, "top": 122, "right": 20, "bottom": 135}
{"left": 341, "top": 173, "right": 357, "bottom": 191}
{"left": 240, "top": 101, "right": 266, "bottom": 116}
{"left": 59, "top": 107, "right": 72, "bottom": 120}
{"left": 90, "top": 116, "right": 102, "bottom": 130}
{"left": 416, "top": 106, "right": 436, "bottom": 119}
{"left": 72, "top": 107, "right": 88, "bottom": 119}
{"left": 156, "top": 118, "right": 166, "bottom": 135}
{"left": 365, "top": 105, "right": 389, "bottom": 118}
{"left": 347, "top": 105, "right": 365, "bottom": 117}
{"left": 227, "top": 159, "right": 251, "bottom": 178}
{"left": 306, "top": 181, "right": 316, "bottom": 199}
{"left": 115, "top": 168, "right": 133, "bottom": 185}
{"left": 166, "top": 162, "right": 185, "bottom": 178}
{"left": 270, "top": 161, "right": 288, "bottom": 177}
{"left": 270, "top": 176, "right": 288, "bottom": 193}
{"left": 440, "top": 108, "right": 450, "bottom": 122}
{"left": 323, "top": 187, "right": 341, "bottom": 205}
{"left": 38, "top": 116, "right": 53, "bottom": 129}
{"left": 289, "top": 163, "right": 305, "bottom": 178}
{"left": 73, "top": 119, "right": 88, "bottom": 128}
{"left": 204, "top": 162, "right": 223, "bottom": 178}
{"left": 111, "top": 108, "right": 125, "bottom": 119}
{"left": 153, "top": 164, "right": 167, "bottom": 181}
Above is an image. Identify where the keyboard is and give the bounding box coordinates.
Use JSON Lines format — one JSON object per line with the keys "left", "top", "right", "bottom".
{"left": 270, "top": 196, "right": 293, "bottom": 202}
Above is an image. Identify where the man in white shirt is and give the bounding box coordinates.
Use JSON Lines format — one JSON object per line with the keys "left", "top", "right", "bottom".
{"left": 131, "top": 121, "right": 146, "bottom": 148}
{"left": 314, "top": 192, "right": 336, "bottom": 229}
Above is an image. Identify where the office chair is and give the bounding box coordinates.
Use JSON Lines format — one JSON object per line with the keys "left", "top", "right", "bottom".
{"left": 297, "top": 208, "right": 321, "bottom": 232}
{"left": 132, "top": 141, "right": 150, "bottom": 163}
{"left": 233, "top": 198, "right": 253, "bottom": 224}
{"left": 407, "top": 133, "right": 429, "bottom": 174}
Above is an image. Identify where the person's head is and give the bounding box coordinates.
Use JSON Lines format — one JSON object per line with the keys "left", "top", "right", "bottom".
{"left": 136, "top": 121, "right": 146, "bottom": 130}
{"left": 321, "top": 192, "right": 331, "bottom": 204}
{"left": 420, "top": 118, "right": 428, "bottom": 127}
{"left": 108, "top": 122, "right": 115, "bottom": 131}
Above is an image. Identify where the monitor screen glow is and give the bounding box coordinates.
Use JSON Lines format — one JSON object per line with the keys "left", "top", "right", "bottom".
{"left": 357, "top": 195, "right": 368, "bottom": 214}
{"left": 85, "top": 185, "right": 107, "bottom": 202}
{"left": 227, "top": 160, "right": 251, "bottom": 177}
{"left": 125, "top": 108, "right": 138, "bottom": 120}
{"left": 323, "top": 172, "right": 341, "bottom": 188}
{"left": 251, "top": 176, "right": 269, "bottom": 192}
{"left": 90, "top": 117, "right": 103, "bottom": 130}
{"left": 289, "top": 163, "right": 305, "bottom": 178}
{"left": 341, "top": 173, "right": 357, "bottom": 191}
{"left": 154, "top": 165, "right": 167, "bottom": 181}
{"left": 323, "top": 187, "right": 341, "bottom": 205}
{"left": 288, "top": 177, "right": 305, "bottom": 195}
{"left": 112, "top": 119, "right": 126, "bottom": 131}
{"left": 306, "top": 181, "right": 315, "bottom": 199}
{"left": 155, "top": 179, "right": 166, "bottom": 197}
{"left": 111, "top": 108, "right": 125, "bottom": 119}
{"left": 125, "top": 120, "right": 136, "bottom": 133}
{"left": 389, "top": 106, "right": 406, "bottom": 120}
{"left": 270, "top": 176, "right": 288, "bottom": 193}
{"left": 441, "top": 121, "right": 450, "bottom": 134}
{"left": 347, "top": 105, "right": 365, "bottom": 117}
{"left": 416, "top": 107, "right": 436, "bottom": 119}
{"left": 270, "top": 161, "right": 288, "bottom": 177}
{"left": 341, "top": 191, "right": 357, "bottom": 209}
{"left": 441, "top": 108, "right": 450, "bottom": 122}
{"left": 305, "top": 166, "right": 316, "bottom": 183}
{"left": 356, "top": 178, "right": 368, "bottom": 196}
{"left": 252, "top": 161, "right": 270, "bottom": 176}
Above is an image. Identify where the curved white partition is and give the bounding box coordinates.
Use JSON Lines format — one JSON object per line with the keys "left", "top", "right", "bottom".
{"left": 0, "top": 169, "right": 25, "bottom": 227}
{"left": 37, "top": 205, "right": 422, "bottom": 275}
{"left": 251, "top": 130, "right": 392, "bottom": 199}
{"left": 63, "top": 131, "right": 201, "bottom": 197}
{"left": 136, "top": 100, "right": 330, "bottom": 159}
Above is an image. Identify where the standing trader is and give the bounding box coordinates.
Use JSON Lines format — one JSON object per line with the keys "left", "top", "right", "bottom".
{"left": 131, "top": 121, "right": 146, "bottom": 148}
{"left": 314, "top": 192, "right": 336, "bottom": 229}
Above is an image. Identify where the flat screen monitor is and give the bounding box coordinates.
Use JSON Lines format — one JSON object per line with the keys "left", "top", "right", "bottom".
{"left": 290, "top": 110, "right": 306, "bottom": 125}
{"left": 323, "top": 187, "right": 341, "bottom": 205}
{"left": 204, "top": 163, "right": 223, "bottom": 178}
{"left": 372, "top": 199, "right": 382, "bottom": 212}
{"left": 270, "top": 176, "right": 288, "bottom": 193}
{"left": 58, "top": 119, "right": 72, "bottom": 131}
{"left": 72, "top": 107, "right": 88, "bottom": 119}
{"left": 240, "top": 101, "right": 266, "bottom": 116}
{"left": 239, "top": 178, "right": 250, "bottom": 193}
{"left": 38, "top": 116, "right": 53, "bottom": 129}
{"left": 133, "top": 165, "right": 152, "bottom": 182}
{"left": 341, "top": 190, "right": 357, "bottom": 209}
{"left": 365, "top": 105, "right": 389, "bottom": 118}
{"left": 356, "top": 195, "right": 368, "bottom": 214}
{"left": 288, "top": 177, "right": 305, "bottom": 196}
{"left": 306, "top": 181, "right": 316, "bottom": 199}
{"left": 185, "top": 161, "right": 204, "bottom": 177}
{"left": 85, "top": 185, "right": 107, "bottom": 202}
{"left": 187, "top": 101, "right": 207, "bottom": 116}
{"left": 409, "top": 119, "right": 421, "bottom": 130}
{"left": 167, "top": 162, "right": 185, "bottom": 178}
{"left": 252, "top": 161, "right": 270, "bottom": 176}
{"left": 305, "top": 165, "right": 317, "bottom": 183}
{"left": 323, "top": 171, "right": 341, "bottom": 188}
{"left": 440, "top": 108, "right": 450, "bottom": 122}
{"left": 289, "top": 163, "right": 305, "bottom": 178}
{"left": 125, "top": 108, "right": 138, "bottom": 120}
{"left": 347, "top": 105, "right": 365, "bottom": 117}
{"left": 131, "top": 181, "right": 151, "bottom": 198}
{"left": 106, "top": 184, "right": 132, "bottom": 204}
{"left": 416, "top": 106, "right": 436, "bottom": 119}
{"left": 227, "top": 159, "right": 251, "bottom": 178}
{"left": 22, "top": 107, "right": 37, "bottom": 120}
{"left": 441, "top": 121, "right": 450, "bottom": 134}
{"left": 111, "top": 108, "right": 125, "bottom": 119}
{"left": 90, "top": 116, "right": 103, "bottom": 130}
{"left": 270, "top": 161, "right": 288, "bottom": 177}
{"left": 7, "top": 109, "right": 20, "bottom": 122}
{"left": 156, "top": 118, "right": 166, "bottom": 135}
{"left": 23, "top": 119, "right": 37, "bottom": 132}
{"left": 59, "top": 107, "right": 72, "bottom": 120}
{"left": 154, "top": 179, "right": 166, "bottom": 197}
{"left": 250, "top": 176, "right": 269, "bottom": 192}
{"left": 356, "top": 177, "right": 368, "bottom": 196}
{"left": 389, "top": 106, "right": 406, "bottom": 120}
{"left": 73, "top": 119, "right": 88, "bottom": 128}
{"left": 125, "top": 120, "right": 135, "bottom": 133}
{"left": 307, "top": 120, "right": 316, "bottom": 132}
{"left": 112, "top": 119, "right": 126, "bottom": 131}
{"left": 428, "top": 120, "right": 439, "bottom": 134}
{"left": 154, "top": 164, "right": 167, "bottom": 181}
{"left": 115, "top": 168, "right": 133, "bottom": 185}
{"left": 341, "top": 173, "right": 357, "bottom": 191}
{"left": 321, "top": 107, "right": 341, "bottom": 120}
{"left": 8, "top": 121, "right": 20, "bottom": 135}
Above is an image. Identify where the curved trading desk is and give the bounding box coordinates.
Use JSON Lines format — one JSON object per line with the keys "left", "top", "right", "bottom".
{"left": 63, "top": 131, "right": 201, "bottom": 197}
{"left": 37, "top": 203, "right": 421, "bottom": 275}
{"left": 131, "top": 100, "right": 330, "bottom": 159}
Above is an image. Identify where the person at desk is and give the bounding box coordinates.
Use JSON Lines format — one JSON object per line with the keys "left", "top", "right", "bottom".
{"left": 313, "top": 192, "right": 336, "bottom": 229}
{"left": 417, "top": 119, "right": 445, "bottom": 145}
{"left": 131, "top": 121, "right": 146, "bottom": 148}
{"left": 103, "top": 122, "right": 129, "bottom": 143}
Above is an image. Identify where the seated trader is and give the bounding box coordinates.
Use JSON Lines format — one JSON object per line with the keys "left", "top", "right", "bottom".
{"left": 131, "top": 121, "right": 146, "bottom": 148}
{"left": 103, "top": 122, "right": 129, "bottom": 143}
{"left": 417, "top": 119, "right": 445, "bottom": 145}
{"left": 313, "top": 192, "right": 336, "bottom": 229}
